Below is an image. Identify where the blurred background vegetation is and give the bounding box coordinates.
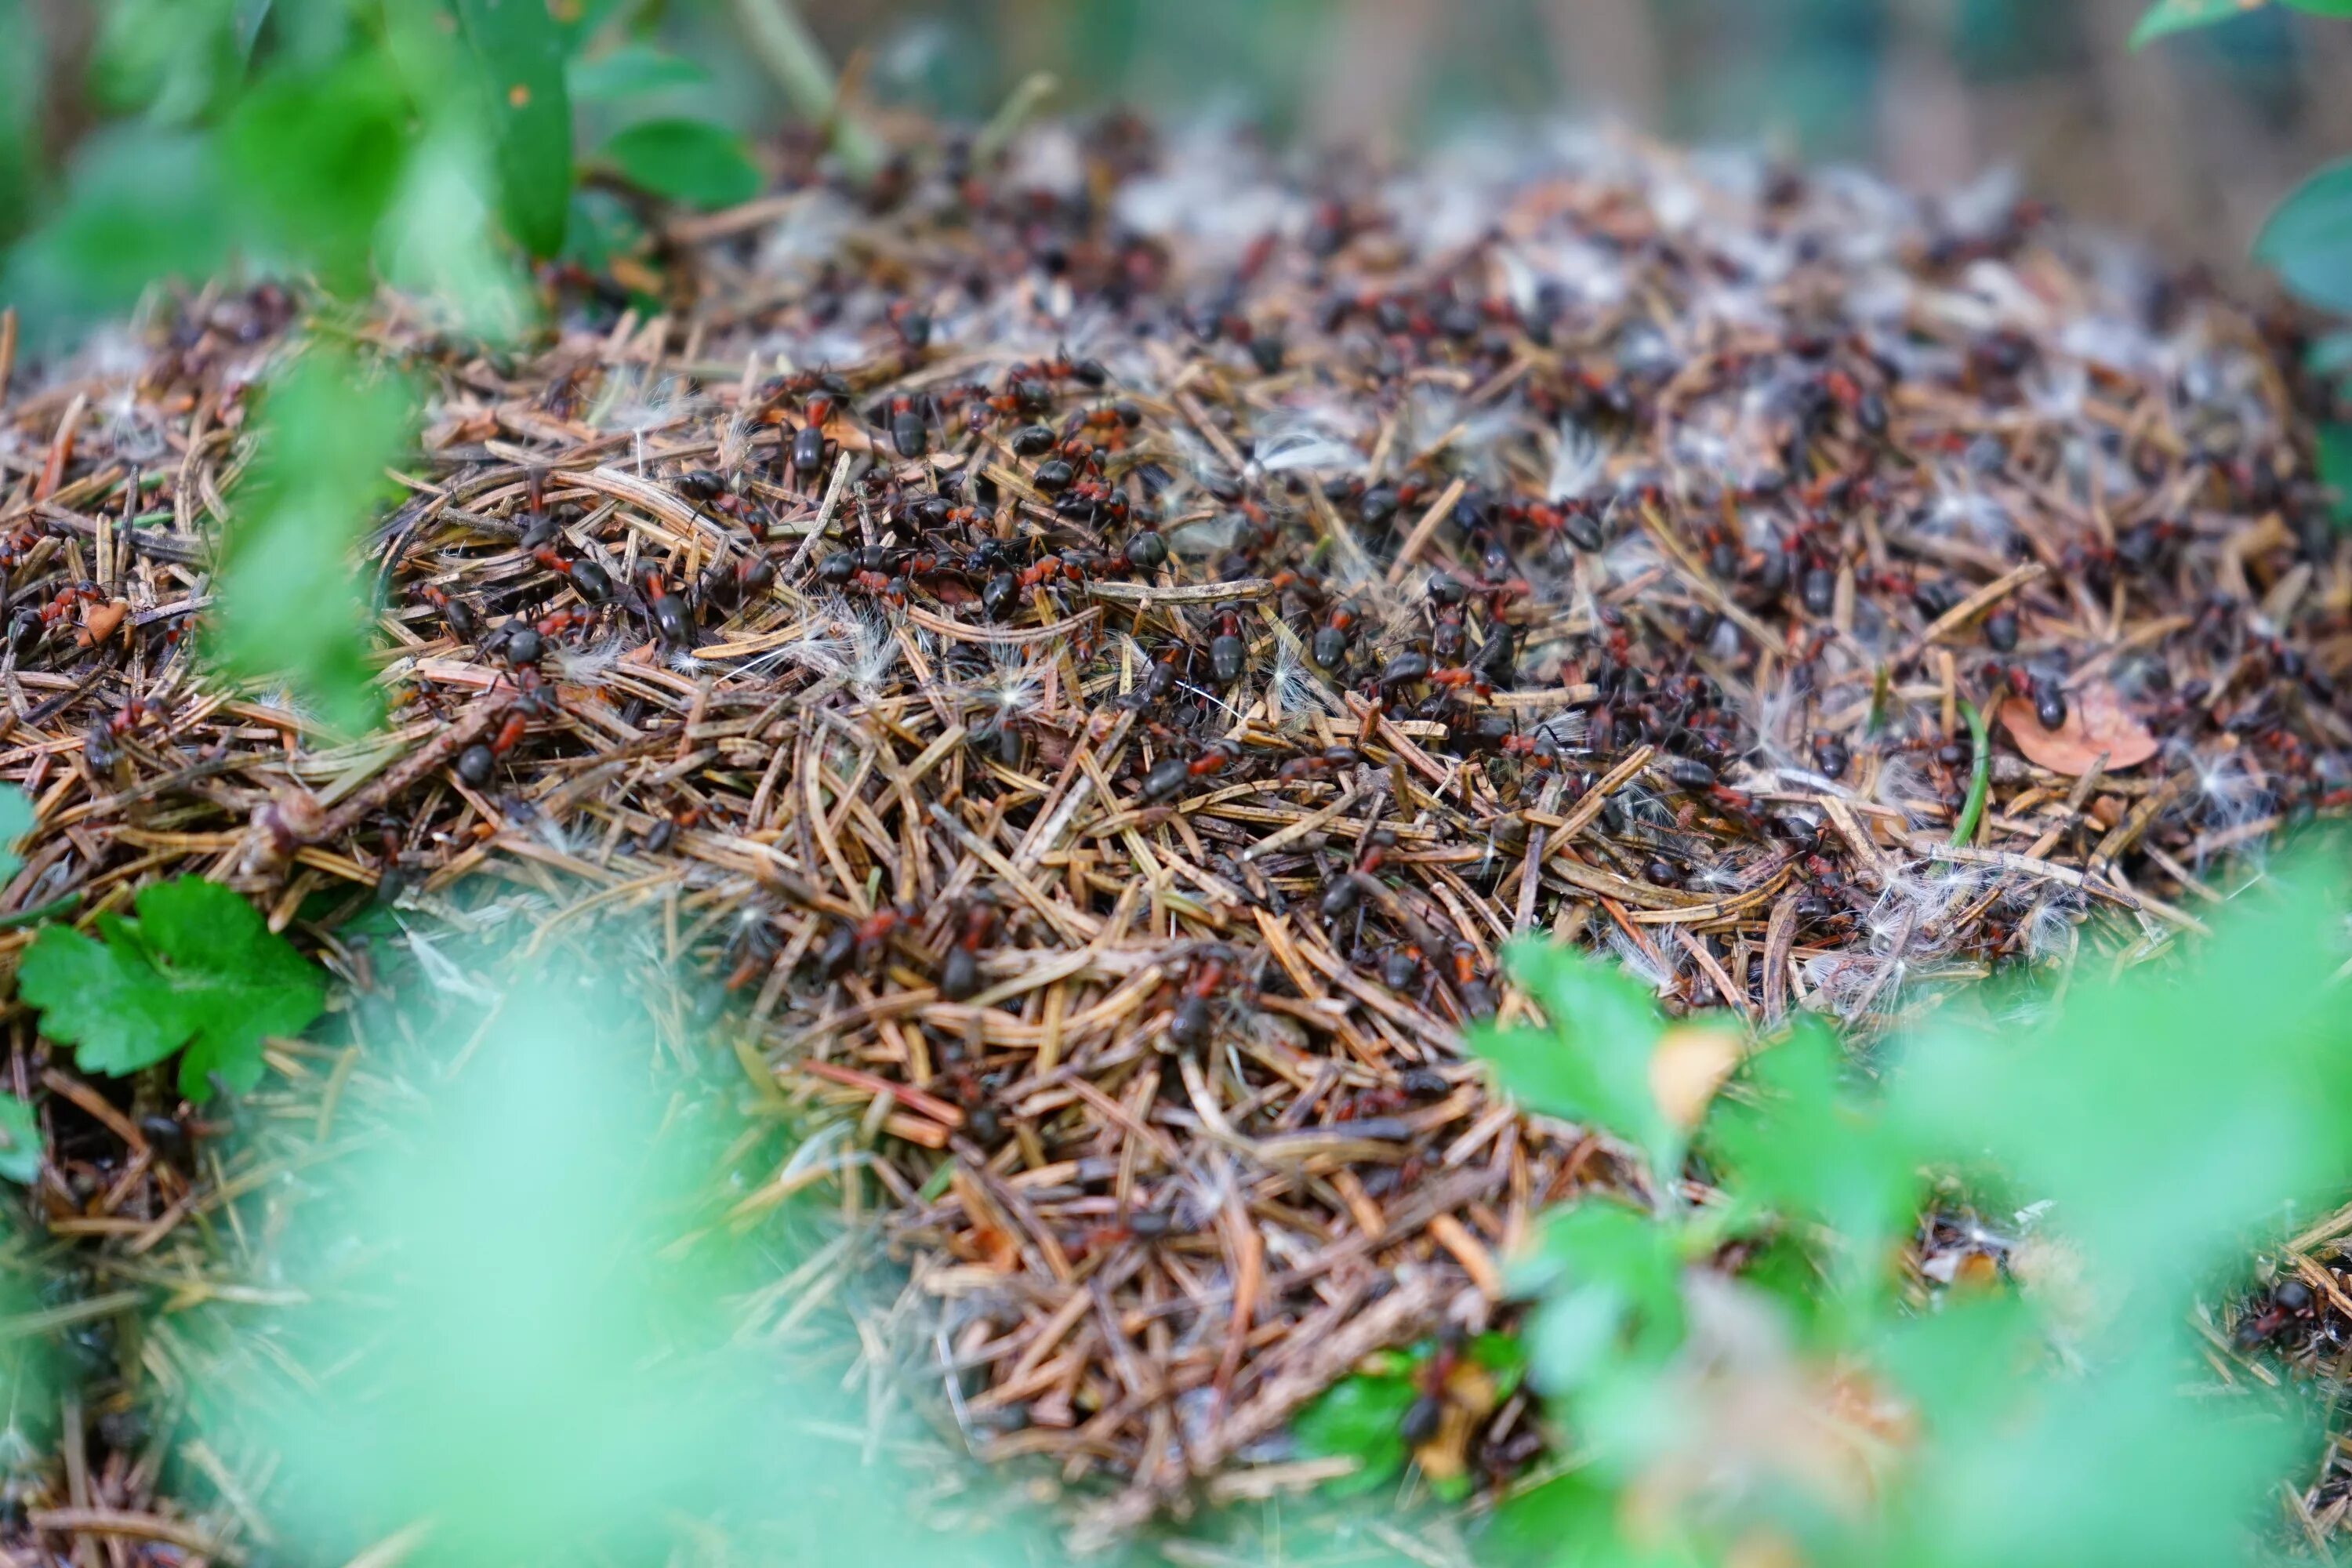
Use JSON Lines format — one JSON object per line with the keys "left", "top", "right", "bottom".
{"left": 9, "top": 0, "right": 2343, "bottom": 282}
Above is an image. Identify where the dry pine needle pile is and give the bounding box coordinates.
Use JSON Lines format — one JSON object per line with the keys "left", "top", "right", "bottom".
{"left": 2, "top": 120, "right": 2350, "bottom": 1537}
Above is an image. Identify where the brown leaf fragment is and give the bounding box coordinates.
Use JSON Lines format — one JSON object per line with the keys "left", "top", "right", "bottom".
{"left": 1996, "top": 682, "right": 2158, "bottom": 775}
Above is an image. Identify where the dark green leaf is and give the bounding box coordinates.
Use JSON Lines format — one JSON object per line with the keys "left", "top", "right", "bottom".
{"left": 212, "top": 343, "right": 418, "bottom": 734}
{"left": 568, "top": 44, "right": 710, "bottom": 100}
{"left": 2288, "top": 0, "right": 2352, "bottom": 13}
{"left": 2318, "top": 425, "right": 2352, "bottom": 530}
{"left": 2256, "top": 157, "right": 2352, "bottom": 314}
{"left": 597, "top": 118, "right": 761, "bottom": 209}
{"left": 1292, "top": 1366, "right": 1415, "bottom": 1493}
{"left": 452, "top": 0, "right": 573, "bottom": 258}
{"left": 18, "top": 877, "right": 325, "bottom": 1099}
{"left": 0, "top": 1092, "right": 38, "bottom": 1184}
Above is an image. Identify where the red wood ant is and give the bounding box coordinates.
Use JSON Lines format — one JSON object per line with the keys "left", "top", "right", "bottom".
{"left": 418, "top": 583, "right": 480, "bottom": 642}
{"left": 1140, "top": 738, "right": 1242, "bottom": 804}
{"left": 1320, "top": 829, "right": 1396, "bottom": 920}
{"left": 1169, "top": 948, "right": 1229, "bottom": 1049}
{"left": 2234, "top": 1277, "right": 2315, "bottom": 1349}
{"left": 938, "top": 894, "right": 997, "bottom": 1001}
{"left": 1276, "top": 744, "right": 1360, "bottom": 784}
{"left": 637, "top": 567, "right": 691, "bottom": 644}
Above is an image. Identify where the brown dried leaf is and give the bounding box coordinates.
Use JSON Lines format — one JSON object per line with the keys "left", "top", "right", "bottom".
{"left": 75, "top": 599, "right": 128, "bottom": 648}
{"left": 1996, "top": 682, "right": 2158, "bottom": 775}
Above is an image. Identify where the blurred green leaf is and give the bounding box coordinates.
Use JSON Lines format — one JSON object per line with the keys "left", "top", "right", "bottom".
{"left": 0, "top": 1094, "right": 38, "bottom": 1185}
{"left": 2308, "top": 332, "right": 2352, "bottom": 381}
{"left": 1708, "top": 1019, "right": 1921, "bottom": 1294}
{"left": 0, "top": 0, "right": 38, "bottom": 242}
{"left": 212, "top": 342, "right": 417, "bottom": 734}
{"left": 1485, "top": 1467, "right": 1687, "bottom": 1568}
{"left": 552, "top": 0, "right": 633, "bottom": 49}
{"left": 17, "top": 877, "right": 324, "bottom": 1099}
{"left": 1465, "top": 1329, "right": 1527, "bottom": 1394}
{"left": 2256, "top": 157, "right": 2352, "bottom": 314}
{"left": 2130, "top": 0, "right": 2263, "bottom": 48}
{"left": 452, "top": 0, "right": 572, "bottom": 257}
{"left": 1893, "top": 852, "right": 2352, "bottom": 1304}
{"left": 378, "top": 119, "right": 534, "bottom": 342}
{"left": 597, "top": 117, "right": 761, "bottom": 209}
{"left": 561, "top": 184, "right": 645, "bottom": 270}
{"left": 0, "top": 782, "right": 32, "bottom": 886}
{"left": 1880, "top": 1343, "right": 2303, "bottom": 1568}
{"left": 90, "top": 0, "right": 251, "bottom": 124}
{"left": 218, "top": 949, "right": 1034, "bottom": 1566}
{"left": 222, "top": 54, "right": 412, "bottom": 292}
{"left": 1474, "top": 938, "right": 1675, "bottom": 1178}
{"left": 0, "top": 125, "right": 230, "bottom": 343}
{"left": 568, "top": 43, "right": 710, "bottom": 100}
{"left": 2317, "top": 424, "right": 2352, "bottom": 529}
{"left": 1293, "top": 1363, "right": 1416, "bottom": 1493}
{"left": 1516, "top": 1203, "right": 1687, "bottom": 1393}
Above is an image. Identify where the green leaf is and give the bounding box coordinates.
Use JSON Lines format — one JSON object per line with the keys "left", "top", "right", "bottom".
{"left": 1515, "top": 1203, "right": 1687, "bottom": 1392}
{"left": 1465, "top": 1330, "right": 1526, "bottom": 1397}
{"left": 2129, "top": 0, "right": 2269, "bottom": 47}
{"left": 1473, "top": 938, "right": 1675, "bottom": 1177}
{"left": 552, "top": 0, "right": 632, "bottom": 49}
{"left": 452, "top": 0, "right": 572, "bottom": 258}
{"left": 0, "top": 1092, "right": 39, "bottom": 1184}
{"left": 2318, "top": 425, "right": 2352, "bottom": 530}
{"left": 2307, "top": 331, "right": 2352, "bottom": 382}
{"left": 561, "top": 183, "right": 646, "bottom": 271}
{"left": 0, "top": 782, "right": 33, "bottom": 885}
{"left": 0, "top": 125, "right": 229, "bottom": 344}
{"left": 212, "top": 343, "right": 418, "bottom": 734}
{"left": 2256, "top": 157, "right": 2352, "bottom": 315}
{"left": 597, "top": 118, "right": 761, "bottom": 209}
{"left": 222, "top": 55, "right": 412, "bottom": 292}
{"left": 90, "top": 0, "right": 249, "bottom": 124}
{"left": 568, "top": 44, "right": 710, "bottom": 100}
{"left": 18, "top": 877, "right": 324, "bottom": 1100}
{"left": 1891, "top": 848, "right": 2352, "bottom": 1304}
{"left": 0, "top": 0, "right": 39, "bottom": 243}
{"left": 1708, "top": 1019, "right": 1922, "bottom": 1294}
{"left": 1293, "top": 1364, "right": 1415, "bottom": 1493}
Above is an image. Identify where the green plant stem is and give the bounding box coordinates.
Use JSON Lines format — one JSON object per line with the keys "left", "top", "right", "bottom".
{"left": 0, "top": 891, "right": 81, "bottom": 931}
{"left": 729, "top": 0, "right": 882, "bottom": 183}
{"left": 974, "top": 72, "right": 1058, "bottom": 165}
{"left": 1951, "top": 698, "right": 1991, "bottom": 847}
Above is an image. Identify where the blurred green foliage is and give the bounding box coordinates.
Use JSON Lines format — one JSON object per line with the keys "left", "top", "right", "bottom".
{"left": 0, "top": 0, "right": 775, "bottom": 739}
{"left": 189, "top": 942, "right": 1057, "bottom": 1568}
{"left": 211, "top": 341, "right": 416, "bottom": 731}
{"left": 0, "top": 1097, "right": 36, "bottom": 1185}
{"left": 1454, "top": 845, "right": 2350, "bottom": 1568}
